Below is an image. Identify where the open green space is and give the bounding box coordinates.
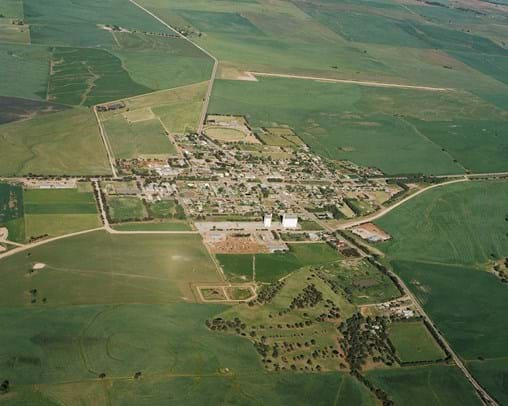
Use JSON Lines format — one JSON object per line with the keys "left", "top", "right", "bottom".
{"left": 468, "top": 358, "right": 508, "bottom": 406}
{"left": 210, "top": 77, "right": 507, "bottom": 175}
{"left": 0, "top": 108, "right": 111, "bottom": 176}
{"left": 107, "top": 196, "right": 148, "bottom": 223}
{"left": 148, "top": 200, "right": 185, "bottom": 220}
{"left": 388, "top": 321, "right": 446, "bottom": 363}
{"left": 377, "top": 180, "right": 508, "bottom": 401}
{"left": 103, "top": 115, "right": 177, "bottom": 160}
{"left": 23, "top": 187, "right": 100, "bottom": 241}
{"left": 0, "top": 96, "right": 69, "bottom": 125}
{"left": 317, "top": 259, "right": 400, "bottom": 305}
{"left": 0, "top": 230, "right": 219, "bottom": 305}
{"left": 367, "top": 364, "right": 481, "bottom": 406}
{"left": 217, "top": 242, "right": 341, "bottom": 283}
{"left": 0, "top": 0, "right": 24, "bottom": 19}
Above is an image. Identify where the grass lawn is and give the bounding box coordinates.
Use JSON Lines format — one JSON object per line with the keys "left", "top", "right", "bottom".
{"left": 0, "top": 108, "right": 111, "bottom": 176}
{"left": 389, "top": 321, "right": 446, "bottom": 363}
{"left": 217, "top": 242, "right": 341, "bottom": 283}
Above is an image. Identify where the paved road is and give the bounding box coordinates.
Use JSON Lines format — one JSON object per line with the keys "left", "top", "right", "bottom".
{"left": 249, "top": 71, "right": 454, "bottom": 92}
{"left": 128, "top": 0, "right": 218, "bottom": 134}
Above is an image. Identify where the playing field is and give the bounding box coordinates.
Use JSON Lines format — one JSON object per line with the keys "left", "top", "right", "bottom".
{"left": 388, "top": 321, "right": 446, "bottom": 363}
{"left": 0, "top": 108, "right": 111, "bottom": 176}
{"left": 217, "top": 243, "right": 341, "bottom": 283}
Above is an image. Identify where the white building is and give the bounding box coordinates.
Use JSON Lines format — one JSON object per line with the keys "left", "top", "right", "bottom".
{"left": 282, "top": 213, "right": 298, "bottom": 229}
{"left": 263, "top": 213, "right": 272, "bottom": 228}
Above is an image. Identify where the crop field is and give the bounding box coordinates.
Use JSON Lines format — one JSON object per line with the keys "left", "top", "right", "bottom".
{"left": 0, "top": 108, "right": 111, "bottom": 176}
{"left": 107, "top": 196, "right": 148, "bottom": 223}
{"left": 0, "top": 44, "right": 50, "bottom": 100}
{"left": 0, "top": 18, "right": 29, "bottom": 43}
{"left": 377, "top": 180, "right": 508, "bottom": 401}
{"left": 210, "top": 77, "right": 508, "bottom": 175}
{"left": 467, "top": 358, "right": 508, "bottom": 406}
{"left": 112, "top": 221, "right": 192, "bottom": 231}
{"left": 0, "top": 230, "right": 219, "bottom": 305}
{"left": 102, "top": 115, "right": 177, "bottom": 160}
{"left": 366, "top": 365, "right": 481, "bottom": 406}
{"left": 217, "top": 242, "right": 341, "bottom": 283}
{"left": 23, "top": 187, "right": 100, "bottom": 241}
{"left": 388, "top": 321, "right": 445, "bottom": 363}
{"left": 0, "top": 0, "right": 23, "bottom": 18}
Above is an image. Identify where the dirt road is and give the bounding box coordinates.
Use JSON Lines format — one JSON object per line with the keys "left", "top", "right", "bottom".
{"left": 249, "top": 71, "right": 454, "bottom": 92}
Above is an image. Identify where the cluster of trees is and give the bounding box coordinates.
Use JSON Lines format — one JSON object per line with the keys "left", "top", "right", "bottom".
{"left": 289, "top": 284, "right": 323, "bottom": 309}
{"left": 316, "top": 299, "right": 341, "bottom": 321}
{"left": 0, "top": 380, "right": 9, "bottom": 395}
{"left": 205, "top": 317, "right": 246, "bottom": 333}
{"left": 353, "top": 371, "right": 394, "bottom": 406}
{"left": 251, "top": 280, "right": 286, "bottom": 305}
{"left": 339, "top": 314, "right": 395, "bottom": 373}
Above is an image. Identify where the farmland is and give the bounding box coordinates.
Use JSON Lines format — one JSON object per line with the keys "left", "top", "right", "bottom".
{"left": 210, "top": 77, "right": 508, "bottom": 175}
{"left": 377, "top": 180, "right": 508, "bottom": 402}
{"left": 0, "top": 109, "right": 111, "bottom": 176}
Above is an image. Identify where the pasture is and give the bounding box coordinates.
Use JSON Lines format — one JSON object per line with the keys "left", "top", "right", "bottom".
{"left": 0, "top": 108, "right": 111, "bottom": 176}
{"left": 0, "top": 231, "right": 220, "bottom": 305}
{"left": 388, "top": 321, "right": 445, "bottom": 363}
{"left": 217, "top": 242, "right": 341, "bottom": 283}
{"left": 366, "top": 365, "right": 481, "bottom": 406}
{"left": 210, "top": 78, "right": 507, "bottom": 175}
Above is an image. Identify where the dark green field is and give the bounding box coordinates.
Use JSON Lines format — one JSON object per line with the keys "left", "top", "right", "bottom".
{"left": 217, "top": 243, "right": 341, "bottom": 283}
{"left": 0, "top": 182, "right": 24, "bottom": 242}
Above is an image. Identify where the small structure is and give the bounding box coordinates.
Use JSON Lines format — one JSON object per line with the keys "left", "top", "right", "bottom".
{"left": 282, "top": 213, "right": 298, "bottom": 229}
{"left": 263, "top": 213, "right": 272, "bottom": 228}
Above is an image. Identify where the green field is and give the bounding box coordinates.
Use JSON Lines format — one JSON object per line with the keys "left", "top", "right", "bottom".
{"left": 23, "top": 188, "right": 100, "bottom": 241}
{"left": 0, "top": 108, "right": 111, "bottom": 176}
{"left": 0, "top": 231, "right": 219, "bottom": 305}
{"left": 388, "top": 321, "right": 446, "bottom": 363}
{"left": 112, "top": 221, "right": 191, "bottom": 231}
{"left": 367, "top": 365, "right": 481, "bottom": 406}
{"left": 210, "top": 78, "right": 507, "bottom": 175}
{"left": 148, "top": 200, "right": 186, "bottom": 220}
{"left": 377, "top": 180, "right": 508, "bottom": 401}
{"left": 103, "top": 115, "right": 177, "bottom": 160}
{"left": 217, "top": 243, "right": 341, "bottom": 283}
{"left": 107, "top": 196, "right": 148, "bottom": 223}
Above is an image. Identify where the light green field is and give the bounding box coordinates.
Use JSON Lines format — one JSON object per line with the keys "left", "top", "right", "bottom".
{"left": 389, "top": 321, "right": 446, "bottom": 363}
{"left": 148, "top": 200, "right": 186, "bottom": 220}
{"left": 217, "top": 243, "right": 341, "bottom": 283}
{"left": 0, "top": 0, "right": 23, "bottom": 18}
{"left": 367, "top": 365, "right": 481, "bottom": 406}
{"left": 377, "top": 180, "right": 508, "bottom": 401}
{"left": 210, "top": 78, "right": 507, "bottom": 175}
{"left": 107, "top": 196, "right": 148, "bottom": 222}
{"left": 0, "top": 19, "right": 30, "bottom": 43}
{"left": 102, "top": 115, "right": 177, "bottom": 160}
{"left": 0, "top": 108, "right": 111, "bottom": 176}
{"left": 0, "top": 231, "right": 219, "bottom": 305}
{"left": 23, "top": 187, "right": 100, "bottom": 240}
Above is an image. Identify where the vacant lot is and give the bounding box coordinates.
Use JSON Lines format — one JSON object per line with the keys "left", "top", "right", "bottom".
{"left": 0, "top": 108, "right": 111, "bottom": 176}
{"left": 107, "top": 196, "right": 148, "bottom": 223}
{"left": 388, "top": 321, "right": 445, "bottom": 363}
